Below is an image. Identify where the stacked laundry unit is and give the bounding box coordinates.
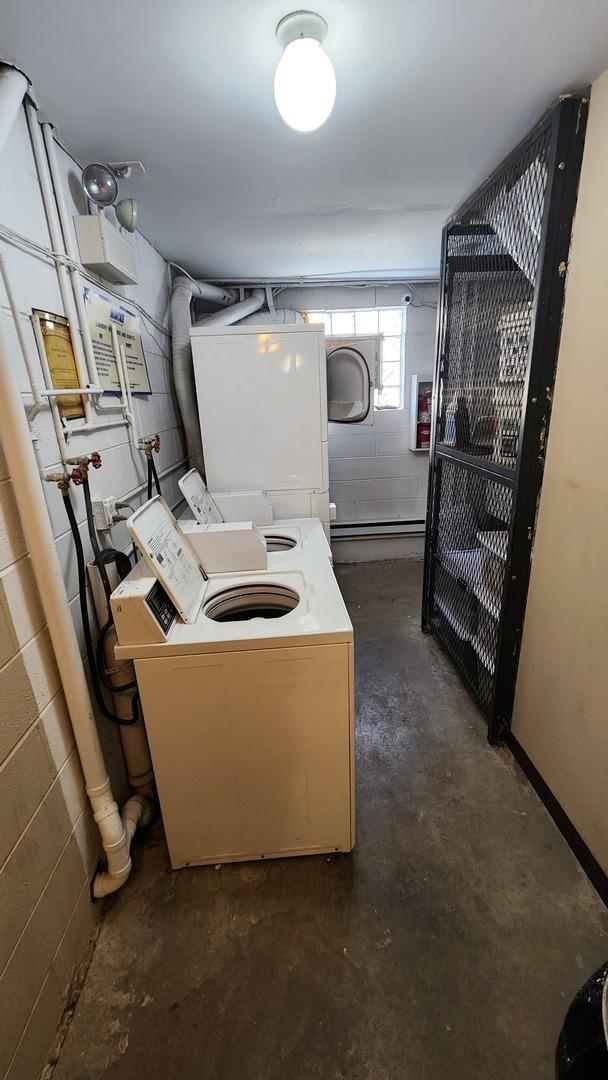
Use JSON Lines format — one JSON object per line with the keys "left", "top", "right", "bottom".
{"left": 190, "top": 320, "right": 377, "bottom": 536}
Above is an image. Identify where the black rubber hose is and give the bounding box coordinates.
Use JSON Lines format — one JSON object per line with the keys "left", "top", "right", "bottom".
{"left": 96, "top": 620, "right": 136, "bottom": 693}
{"left": 147, "top": 456, "right": 153, "bottom": 501}
{"left": 82, "top": 477, "right": 112, "bottom": 610}
{"left": 150, "top": 456, "right": 161, "bottom": 497}
{"left": 63, "top": 489, "right": 139, "bottom": 726}
{"left": 109, "top": 549, "right": 132, "bottom": 581}
{"left": 94, "top": 552, "right": 136, "bottom": 692}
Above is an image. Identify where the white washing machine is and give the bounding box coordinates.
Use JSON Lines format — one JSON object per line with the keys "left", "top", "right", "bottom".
{"left": 177, "top": 468, "right": 332, "bottom": 569}
{"left": 112, "top": 496, "right": 355, "bottom": 869}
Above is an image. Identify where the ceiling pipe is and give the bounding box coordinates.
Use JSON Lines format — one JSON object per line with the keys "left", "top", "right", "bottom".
{"left": 237, "top": 308, "right": 304, "bottom": 325}
{"left": 0, "top": 64, "right": 148, "bottom": 898}
{"left": 170, "top": 276, "right": 236, "bottom": 473}
{"left": 0, "top": 64, "right": 28, "bottom": 153}
{"left": 194, "top": 288, "right": 265, "bottom": 327}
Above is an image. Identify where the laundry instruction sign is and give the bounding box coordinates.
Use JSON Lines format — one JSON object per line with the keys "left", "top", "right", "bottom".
{"left": 84, "top": 287, "right": 151, "bottom": 394}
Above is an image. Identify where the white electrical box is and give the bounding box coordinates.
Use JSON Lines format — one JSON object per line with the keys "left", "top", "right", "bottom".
{"left": 74, "top": 213, "right": 138, "bottom": 285}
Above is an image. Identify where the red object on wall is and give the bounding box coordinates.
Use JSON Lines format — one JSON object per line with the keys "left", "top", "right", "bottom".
{"left": 418, "top": 423, "right": 431, "bottom": 449}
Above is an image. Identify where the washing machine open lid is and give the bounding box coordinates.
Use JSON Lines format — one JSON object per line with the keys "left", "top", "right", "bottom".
{"left": 127, "top": 496, "right": 207, "bottom": 623}
{"left": 178, "top": 468, "right": 223, "bottom": 525}
{"left": 326, "top": 336, "right": 378, "bottom": 426}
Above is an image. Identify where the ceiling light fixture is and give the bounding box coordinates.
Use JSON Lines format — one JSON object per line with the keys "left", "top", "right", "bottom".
{"left": 274, "top": 10, "right": 336, "bottom": 133}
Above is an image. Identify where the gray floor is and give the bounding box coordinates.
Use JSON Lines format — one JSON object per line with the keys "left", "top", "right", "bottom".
{"left": 53, "top": 562, "right": 608, "bottom": 1080}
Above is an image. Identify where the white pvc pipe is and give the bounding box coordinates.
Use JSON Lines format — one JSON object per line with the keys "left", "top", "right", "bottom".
{"left": 42, "top": 123, "right": 98, "bottom": 387}
{"left": 68, "top": 417, "right": 127, "bottom": 435}
{"left": 25, "top": 100, "right": 95, "bottom": 425}
{"left": 41, "top": 122, "right": 124, "bottom": 417}
{"left": 0, "top": 217, "right": 145, "bottom": 898}
{"left": 0, "top": 71, "right": 146, "bottom": 896}
{"left": 0, "top": 253, "right": 44, "bottom": 417}
{"left": 0, "top": 65, "right": 28, "bottom": 155}
{"left": 116, "top": 333, "right": 142, "bottom": 446}
{"left": 111, "top": 323, "right": 132, "bottom": 426}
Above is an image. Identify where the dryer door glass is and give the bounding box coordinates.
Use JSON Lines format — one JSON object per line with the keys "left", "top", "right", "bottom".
{"left": 326, "top": 344, "right": 373, "bottom": 424}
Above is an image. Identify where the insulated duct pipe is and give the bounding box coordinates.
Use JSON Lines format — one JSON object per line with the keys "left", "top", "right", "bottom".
{"left": 238, "top": 308, "right": 304, "bottom": 325}
{"left": 194, "top": 288, "right": 266, "bottom": 327}
{"left": 0, "top": 66, "right": 148, "bottom": 897}
{"left": 170, "top": 277, "right": 236, "bottom": 473}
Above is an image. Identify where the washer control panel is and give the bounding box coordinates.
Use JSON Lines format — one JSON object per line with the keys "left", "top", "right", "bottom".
{"left": 145, "top": 580, "right": 177, "bottom": 635}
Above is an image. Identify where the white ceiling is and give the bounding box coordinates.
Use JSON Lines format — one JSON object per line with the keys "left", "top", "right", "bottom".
{"left": 3, "top": 0, "right": 608, "bottom": 280}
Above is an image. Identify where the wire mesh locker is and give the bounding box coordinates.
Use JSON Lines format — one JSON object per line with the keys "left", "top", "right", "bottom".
{"left": 422, "top": 96, "right": 588, "bottom": 743}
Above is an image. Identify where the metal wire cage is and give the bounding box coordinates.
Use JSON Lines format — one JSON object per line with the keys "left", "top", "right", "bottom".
{"left": 422, "top": 96, "right": 588, "bottom": 743}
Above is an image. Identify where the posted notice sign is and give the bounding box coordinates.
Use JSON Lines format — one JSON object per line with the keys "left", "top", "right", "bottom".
{"left": 84, "top": 287, "right": 151, "bottom": 394}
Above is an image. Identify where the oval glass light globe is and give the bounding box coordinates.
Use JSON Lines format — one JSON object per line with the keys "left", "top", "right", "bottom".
{"left": 274, "top": 38, "right": 336, "bottom": 133}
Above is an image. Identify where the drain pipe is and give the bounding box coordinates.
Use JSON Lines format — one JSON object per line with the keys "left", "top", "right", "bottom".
{"left": 170, "top": 277, "right": 236, "bottom": 473}
{"left": 0, "top": 69, "right": 148, "bottom": 896}
{"left": 0, "top": 320, "right": 150, "bottom": 897}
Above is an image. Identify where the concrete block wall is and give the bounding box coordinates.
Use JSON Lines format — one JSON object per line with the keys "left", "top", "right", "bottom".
{"left": 0, "top": 105, "right": 182, "bottom": 1078}
{"left": 276, "top": 283, "right": 438, "bottom": 524}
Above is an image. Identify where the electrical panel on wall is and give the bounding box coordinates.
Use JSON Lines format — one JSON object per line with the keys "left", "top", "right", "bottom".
{"left": 73, "top": 214, "right": 138, "bottom": 285}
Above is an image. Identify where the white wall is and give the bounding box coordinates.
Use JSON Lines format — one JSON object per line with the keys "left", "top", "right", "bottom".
{"left": 0, "top": 104, "right": 183, "bottom": 1078}
{"left": 511, "top": 69, "right": 608, "bottom": 874}
{"left": 276, "top": 283, "right": 438, "bottom": 526}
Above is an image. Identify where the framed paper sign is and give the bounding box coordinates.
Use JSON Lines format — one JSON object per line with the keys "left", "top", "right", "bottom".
{"left": 84, "top": 286, "right": 151, "bottom": 394}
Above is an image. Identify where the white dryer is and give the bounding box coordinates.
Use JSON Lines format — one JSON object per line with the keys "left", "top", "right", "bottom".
{"left": 113, "top": 497, "right": 355, "bottom": 869}
{"left": 190, "top": 323, "right": 378, "bottom": 532}
{"left": 177, "top": 468, "right": 332, "bottom": 569}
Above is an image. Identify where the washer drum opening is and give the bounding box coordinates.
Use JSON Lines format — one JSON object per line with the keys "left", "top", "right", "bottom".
{"left": 203, "top": 583, "right": 300, "bottom": 622}
{"left": 264, "top": 534, "right": 297, "bottom": 552}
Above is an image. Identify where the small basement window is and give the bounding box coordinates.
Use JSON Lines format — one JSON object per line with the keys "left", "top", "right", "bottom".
{"left": 307, "top": 307, "right": 406, "bottom": 409}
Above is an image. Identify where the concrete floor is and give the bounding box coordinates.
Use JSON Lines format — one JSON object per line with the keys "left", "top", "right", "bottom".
{"left": 53, "top": 561, "right": 607, "bottom": 1080}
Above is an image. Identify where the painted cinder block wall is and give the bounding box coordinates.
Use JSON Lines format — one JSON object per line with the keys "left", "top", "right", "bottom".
{"left": 275, "top": 282, "right": 438, "bottom": 524}
{"left": 0, "top": 105, "right": 184, "bottom": 1078}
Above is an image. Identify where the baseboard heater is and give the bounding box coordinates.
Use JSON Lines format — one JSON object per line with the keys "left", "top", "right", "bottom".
{"left": 331, "top": 519, "right": 425, "bottom": 541}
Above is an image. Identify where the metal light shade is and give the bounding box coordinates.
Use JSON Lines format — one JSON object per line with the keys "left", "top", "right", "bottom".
{"left": 82, "top": 163, "right": 118, "bottom": 208}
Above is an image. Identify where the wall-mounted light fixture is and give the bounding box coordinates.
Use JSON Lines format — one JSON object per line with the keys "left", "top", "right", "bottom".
{"left": 81, "top": 162, "right": 139, "bottom": 231}
{"left": 274, "top": 10, "right": 336, "bottom": 133}
{"left": 81, "top": 162, "right": 118, "bottom": 208}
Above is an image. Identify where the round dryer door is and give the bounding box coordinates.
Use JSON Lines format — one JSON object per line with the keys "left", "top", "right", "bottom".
{"left": 326, "top": 344, "right": 372, "bottom": 423}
